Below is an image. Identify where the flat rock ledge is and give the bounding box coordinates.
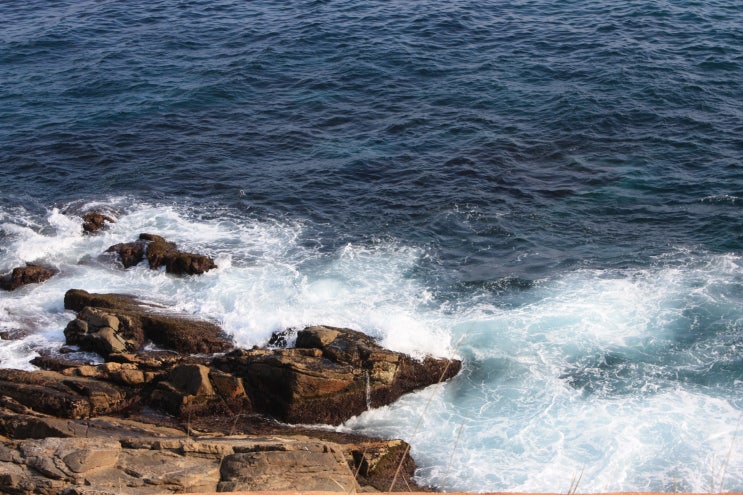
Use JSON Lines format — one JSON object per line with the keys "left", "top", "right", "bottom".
{"left": 0, "top": 290, "right": 461, "bottom": 494}
{"left": 0, "top": 400, "right": 416, "bottom": 494}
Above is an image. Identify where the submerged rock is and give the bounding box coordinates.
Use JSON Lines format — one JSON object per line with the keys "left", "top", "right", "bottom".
{"left": 106, "top": 233, "right": 216, "bottom": 275}
{"left": 0, "top": 264, "right": 57, "bottom": 291}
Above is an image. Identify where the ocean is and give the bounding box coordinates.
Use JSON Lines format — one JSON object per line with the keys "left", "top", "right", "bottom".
{"left": 1, "top": 0, "right": 741, "bottom": 491}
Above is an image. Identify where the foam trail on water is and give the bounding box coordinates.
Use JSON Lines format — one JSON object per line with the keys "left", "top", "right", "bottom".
{"left": 343, "top": 257, "right": 743, "bottom": 492}
{"left": 0, "top": 200, "right": 452, "bottom": 369}
{"left": 1, "top": 200, "right": 741, "bottom": 492}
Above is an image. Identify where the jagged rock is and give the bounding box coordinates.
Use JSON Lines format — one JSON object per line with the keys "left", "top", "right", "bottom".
{"left": 214, "top": 325, "right": 462, "bottom": 425}
{"left": 267, "top": 327, "right": 296, "bottom": 348}
{"left": 104, "top": 240, "right": 146, "bottom": 268}
{"left": 106, "top": 233, "right": 216, "bottom": 275}
{"left": 82, "top": 211, "right": 115, "bottom": 233}
{"left": 149, "top": 364, "right": 251, "bottom": 416}
{"left": 64, "top": 307, "right": 143, "bottom": 357}
{"left": 0, "top": 264, "right": 57, "bottom": 291}
{"left": 63, "top": 289, "right": 233, "bottom": 356}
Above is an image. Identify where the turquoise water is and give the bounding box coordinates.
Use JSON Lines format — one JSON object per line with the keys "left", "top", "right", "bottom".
{"left": 1, "top": 0, "right": 741, "bottom": 491}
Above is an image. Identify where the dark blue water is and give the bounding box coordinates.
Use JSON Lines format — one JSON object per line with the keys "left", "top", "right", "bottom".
{"left": 1, "top": 0, "right": 742, "bottom": 491}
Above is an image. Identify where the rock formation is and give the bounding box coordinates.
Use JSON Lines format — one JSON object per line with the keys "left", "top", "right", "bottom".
{"left": 0, "top": 288, "right": 461, "bottom": 493}
{"left": 106, "top": 233, "right": 217, "bottom": 275}
{"left": 0, "top": 393, "right": 419, "bottom": 494}
{"left": 0, "top": 264, "right": 57, "bottom": 291}
{"left": 214, "top": 325, "right": 461, "bottom": 424}
{"left": 81, "top": 211, "right": 114, "bottom": 233}
{"left": 63, "top": 289, "right": 233, "bottom": 356}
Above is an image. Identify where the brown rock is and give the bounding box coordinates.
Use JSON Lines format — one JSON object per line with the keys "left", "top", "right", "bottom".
{"left": 218, "top": 447, "right": 358, "bottom": 492}
{"left": 64, "top": 306, "right": 143, "bottom": 357}
{"left": 214, "top": 326, "right": 461, "bottom": 425}
{"left": 0, "top": 396, "right": 426, "bottom": 493}
{"left": 0, "top": 264, "right": 57, "bottom": 291}
{"left": 0, "top": 369, "right": 130, "bottom": 420}
{"left": 63, "top": 290, "right": 233, "bottom": 356}
{"left": 105, "top": 240, "right": 147, "bottom": 268}
{"left": 141, "top": 313, "right": 232, "bottom": 354}
{"left": 82, "top": 211, "right": 115, "bottom": 233}
{"left": 149, "top": 364, "right": 252, "bottom": 417}
{"left": 106, "top": 233, "right": 217, "bottom": 275}
{"left": 345, "top": 439, "right": 417, "bottom": 491}
{"left": 63, "top": 289, "right": 140, "bottom": 313}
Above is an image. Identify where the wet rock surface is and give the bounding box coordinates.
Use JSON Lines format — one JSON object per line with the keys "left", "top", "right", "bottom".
{"left": 1, "top": 264, "right": 58, "bottom": 291}
{"left": 106, "top": 233, "right": 217, "bottom": 275}
{"left": 81, "top": 211, "right": 115, "bottom": 233}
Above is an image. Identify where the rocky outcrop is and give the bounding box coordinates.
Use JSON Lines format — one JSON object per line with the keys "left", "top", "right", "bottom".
{"left": 0, "top": 395, "right": 421, "bottom": 494}
{"left": 0, "top": 264, "right": 57, "bottom": 291}
{"left": 213, "top": 325, "right": 462, "bottom": 425}
{"left": 149, "top": 363, "right": 251, "bottom": 416}
{"left": 106, "top": 233, "right": 217, "bottom": 275}
{"left": 81, "top": 211, "right": 114, "bottom": 233}
{"left": 0, "top": 435, "right": 362, "bottom": 494}
{"left": 0, "top": 369, "right": 131, "bottom": 420}
{"left": 1, "top": 288, "right": 461, "bottom": 493}
{"left": 63, "top": 289, "right": 233, "bottom": 356}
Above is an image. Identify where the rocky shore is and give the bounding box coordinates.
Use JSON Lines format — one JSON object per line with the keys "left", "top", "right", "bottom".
{"left": 0, "top": 215, "right": 462, "bottom": 494}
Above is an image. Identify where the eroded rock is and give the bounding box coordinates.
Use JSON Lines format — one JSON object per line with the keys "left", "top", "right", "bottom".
{"left": 0, "top": 369, "right": 130, "bottom": 420}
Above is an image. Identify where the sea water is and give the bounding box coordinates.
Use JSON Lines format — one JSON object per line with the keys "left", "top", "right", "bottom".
{"left": 1, "top": 0, "right": 742, "bottom": 491}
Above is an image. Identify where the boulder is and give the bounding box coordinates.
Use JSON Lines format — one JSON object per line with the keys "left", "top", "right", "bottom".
{"left": 106, "top": 233, "right": 216, "bottom": 275}
{"left": 64, "top": 307, "right": 143, "bottom": 357}
{"left": 214, "top": 325, "right": 461, "bottom": 425}
{"left": 63, "top": 290, "right": 233, "bottom": 356}
{"left": 81, "top": 211, "right": 114, "bottom": 233}
{"left": 105, "top": 240, "right": 146, "bottom": 268}
{"left": 0, "top": 264, "right": 57, "bottom": 291}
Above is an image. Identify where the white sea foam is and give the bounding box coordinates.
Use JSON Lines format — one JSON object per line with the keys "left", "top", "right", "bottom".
{"left": 1, "top": 200, "right": 741, "bottom": 492}
{"left": 343, "top": 256, "right": 743, "bottom": 492}
{"left": 0, "top": 200, "right": 453, "bottom": 369}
